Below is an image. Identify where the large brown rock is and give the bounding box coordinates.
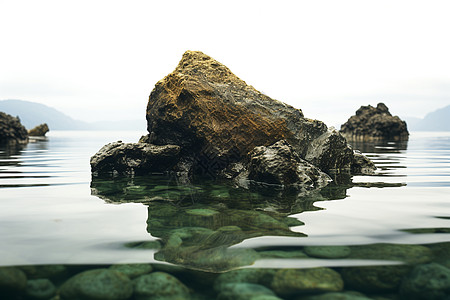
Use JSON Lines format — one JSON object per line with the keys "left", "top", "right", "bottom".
{"left": 28, "top": 123, "right": 49, "bottom": 136}
{"left": 145, "top": 50, "right": 366, "bottom": 177}
{"left": 0, "top": 111, "right": 28, "bottom": 145}
{"left": 340, "top": 103, "right": 409, "bottom": 141}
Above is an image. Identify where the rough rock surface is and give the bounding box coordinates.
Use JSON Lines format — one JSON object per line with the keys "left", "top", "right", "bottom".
{"left": 28, "top": 123, "right": 49, "bottom": 136}
{"left": 243, "top": 140, "right": 330, "bottom": 187}
{"left": 90, "top": 141, "right": 180, "bottom": 176}
{"left": 340, "top": 103, "right": 409, "bottom": 141}
{"left": 0, "top": 111, "right": 28, "bottom": 145}
{"left": 400, "top": 263, "right": 450, "bottom": 300}
{"left": 91, "top": 50, "right": 375, "bottom": 187}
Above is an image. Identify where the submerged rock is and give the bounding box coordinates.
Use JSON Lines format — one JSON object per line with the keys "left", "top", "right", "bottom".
{"left": 340, "top": 103, "right": 409, "bottom": 141}
{"left": 133, "top": 272, "right": 190, "bottom": 300}
{"left": 400, "top": 263, "right": 450, "bottom": 300}
{"left": 91, "top": 50, "right": 375, "bottom": 188}
{"left": 0, "top": 111, "right": 28, "bottom": 145}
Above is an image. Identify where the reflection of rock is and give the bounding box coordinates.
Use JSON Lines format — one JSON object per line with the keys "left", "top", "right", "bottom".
{"left": 90, "top": 141, "right": 180, "bottom": 176}
{"left": 0, "top": 112, "right": 28, "bottom": 145}
{"left": 340, "top": 103, "right": 409, "bottom": 141}
{"left": 92, "top": 50, "right": 375, "bottom": 188}
{"left": 28, "top": 123, "right": 49, "bottom": 136}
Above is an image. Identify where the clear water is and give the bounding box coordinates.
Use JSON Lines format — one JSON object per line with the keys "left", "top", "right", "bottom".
{"left": 1, "top": 131, "right": 449, "bottom": 299}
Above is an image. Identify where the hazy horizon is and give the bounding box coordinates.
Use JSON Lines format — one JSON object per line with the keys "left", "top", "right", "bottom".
{"left": 1, "top": 0, "right": 450, "bottom": 128}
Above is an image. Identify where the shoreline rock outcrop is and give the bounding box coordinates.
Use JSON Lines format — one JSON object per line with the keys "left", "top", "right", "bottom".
{"left": 28, "top": 123, "right": 49, "bottom": 137}
{"left": 340, "top": 103, "right": 409, "bottom": 141}
{"left": 0, "top": 112, "right": 28, "bottom": 145}
{"left": 91, "top": 51, "right": 375, "bottom": 188}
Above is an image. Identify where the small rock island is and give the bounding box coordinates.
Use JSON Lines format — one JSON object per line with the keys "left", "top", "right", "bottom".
{"left": 91, "top": 51, "right": 375, "bottom": 188}
{"left": 0, "top": 111, "right": 28, "bottom": 145}
{"left": 340, "top": 103, "right": 409, "bottom": 141}
{"left": 28, "top": 123, "right": 50, "bottom": 137}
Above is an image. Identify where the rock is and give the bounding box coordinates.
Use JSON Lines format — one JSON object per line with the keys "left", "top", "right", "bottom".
{"left": 340, "top": 265, "right": 411, "bottom": 292}
{"left": 217, "top": 283, "right": 278, "bottom": 300}
{"left": 59, "top": 268, "right": 133, "bottom": 300}
{"left": 0, "top": 266, "right": 27, "bottom": 294}
{"left": 133, "top": 272, "right": 190, "bottom": 300}
{"left": 340, "top": 103, "right": 409, "bottom": 141}
{"left": 299, "top": 291, "right": 373, "bottom": 300}
{"left": 214, "top": 269, "right": 276, "bottom": 292}
{"left": 91, "top": 50, "right": 374, "bottom": 184}
{"left": 109, "top": 263, "right": 153, "bottom": 279}
{"left": 243, "top": 140, "right": 331, "bottom": 188}
{"left": 348, "top": 244, "right": 433, "bottom": 264}
{"left": 0, "top": 111, "right": 28, "bottom": 145}
{"left": 400, "top": 263, "right": 450, "bottom": 300}
{"left": 90, "top": 141, "right": 180, "bottom": 176}
{"left": 28, "top": 123, "right": 49, "bottom": 136}
{"left": 25, "top": 278, "right": 56, "bottom": 299}
{"left": 351, "top": 150, "right": 376, "bottom": 174}
{"left": 271, "top": 268, "right": 344, "bottom": 297}
{"left": 303, "top": 245, "right": 351, "bottom": 259}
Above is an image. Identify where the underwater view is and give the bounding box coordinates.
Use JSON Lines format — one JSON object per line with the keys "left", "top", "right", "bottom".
{"left": 0, "top": 130, "right": 449, "bottom": 299}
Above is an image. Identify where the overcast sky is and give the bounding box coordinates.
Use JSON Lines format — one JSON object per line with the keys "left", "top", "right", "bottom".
{"left": 1, "top": 0, "right": 449, "bottom": 127}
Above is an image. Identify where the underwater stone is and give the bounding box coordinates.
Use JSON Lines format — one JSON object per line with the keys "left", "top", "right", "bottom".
{"left": 109, "top": 263, "right": 153, "bottom": 279}
{"left": 348, "top": 244, "right": 432, "bottom": 264}
{"left": 0, "top": 266, "right": 27, "bottom": 294}
{"left": 25, "top": 278, "right": 56, "bottom": 299}
{"left": 20, "top": 264, "right": 68, "bottom": 281}
{"left": 303, "top": 245, "right": 351, "bottom": 259}
{"left": 400, "top": 263, "right": 450, "bottom": 300}
{"left": 59, "top": 268, "right": 133, "bottom": 300}
{"left": 214, "top": 268, "right": 276, "bottom": 292}
{"left": 258, "top": 250, "right": 308, "bottom": 259}
{"left": 299, "top": 291, "right": 373, "bottom": 300}
{"left": 340, "top": 265, "right": 411, "bottom": 292}
{"left": 217, "top": 283, "right": 277, "bottom": 300}
{"left": 271, "top": 268, "right": 344, "bottom": 296}
{"left": 133, "top": 272, "right": 190, "bottom": 300}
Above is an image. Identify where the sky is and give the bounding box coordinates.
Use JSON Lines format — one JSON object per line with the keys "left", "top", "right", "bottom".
{"left": 1, "top": 0, "right": 450, "bottom": 128}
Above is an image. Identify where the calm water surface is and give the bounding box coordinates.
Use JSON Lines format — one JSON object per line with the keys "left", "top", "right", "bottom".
{"left": 0, "top": 131, "right": 449, "bottom": 299}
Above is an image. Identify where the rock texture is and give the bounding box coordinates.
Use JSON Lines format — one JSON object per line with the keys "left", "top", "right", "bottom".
{"left": 340, "top": 103, "right": 409, "bottom": 141}
{"left": 28, "top": 123, "right": 49, "bottom": 136}
{"left": 0, "top": 112, "right": 28, "bottom": 145}
{"left": 91, "top": 50, "right": 375, "bottom": 187}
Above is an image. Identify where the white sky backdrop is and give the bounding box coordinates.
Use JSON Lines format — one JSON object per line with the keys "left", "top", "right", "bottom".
{"left": 1, "top": 0, "right": 449, "bottom": 127}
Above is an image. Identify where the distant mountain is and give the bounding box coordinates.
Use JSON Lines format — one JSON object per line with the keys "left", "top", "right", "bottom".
{"left": 409, "top": 105, "right": 450, "bottom": 131}
{"left": 0, "top": 99, "right": 145, "bottom": 130}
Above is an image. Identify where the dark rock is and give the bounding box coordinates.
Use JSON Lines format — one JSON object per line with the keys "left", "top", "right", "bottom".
{"left": 340, "top": 103, "right": 409, "bottom": 141}
{"left": 133, "top": 272, "right": 190, "bottom": 300}
{"left": 217, "top": 283, "right": 278, "bottom": 300}
{"left": 0, "top": 111, "right": 28, "bottom": 145}
{"left": 25, "top": 278, "right": 56, "bottom": 299}
{"left": 59, "top": 268, "right": 133, "bottom": 300}
{"left": 400, "top": 263, "right": 450, "bottom": 300}
{"left": 28, "top": 123, "right": 49, "bottom": 136}
{"left": 90, "top": 141, "right": 180, "bottom": 176}
{"left": 0, "top": 266, "right": 27, "bottom": 294}
{"left": 243, "top": 140, "right": 331, "bottom": 187}
{"left": 92, "top": 50, "right": 375, "bottom": 187}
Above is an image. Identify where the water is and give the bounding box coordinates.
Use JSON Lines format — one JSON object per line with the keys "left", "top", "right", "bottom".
{"left": 0, "top": 131, "right": 449, "bottom": 299}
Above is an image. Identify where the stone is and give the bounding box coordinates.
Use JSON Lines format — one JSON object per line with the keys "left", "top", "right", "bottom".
{"left": 298, "top": 291, "right": 373, "bottom": 300}
{"left": 303, "top": 245, "right": 351, "bottom": 259}
{"left": 0, "top": 111, "right": 28, "bottom": 145}
{"left": 340, "top": 265, "right": 411, "bottom": 292}
{"left": 351, "top": 150, "right": 376, "bottom": 174}
{"left": 133, "top": 272, "right": 190, "bottom": 300}
{"left": 348, "top": 243, "right": 433, "bottom": 264}
{"left": 0, "top": 266, "right": 27, "bottom": 294}
{"left": 214, "top": 268, "right": 276, "bottom": 292}
{"left": 271, "top": 268, "right": 344, "bottom": 297}
{"left": 59, "top": 268, "right": 133, "bottom": 300}
{"left": 90, "top": 141, "right": 180, "bottom": 176}
{"left": 340, "top": 103, "right": 409, "bottom": 141}
{"left": 28, "top": 123, "right": 49, "bottom": 136}
{"left": 25, "top": 278, "right": 56, "bottom": 299}
{"left": 400, "top": 263, "right": 450, "bottom": 300}
{"left": 109, "top": 263, "right": 153, "bottom": 279}
{"left": 217, "top": 283, "right": 277, "bottom": 300}
{"left": 243, "top": 140, "right": 331, "bottom": 188}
